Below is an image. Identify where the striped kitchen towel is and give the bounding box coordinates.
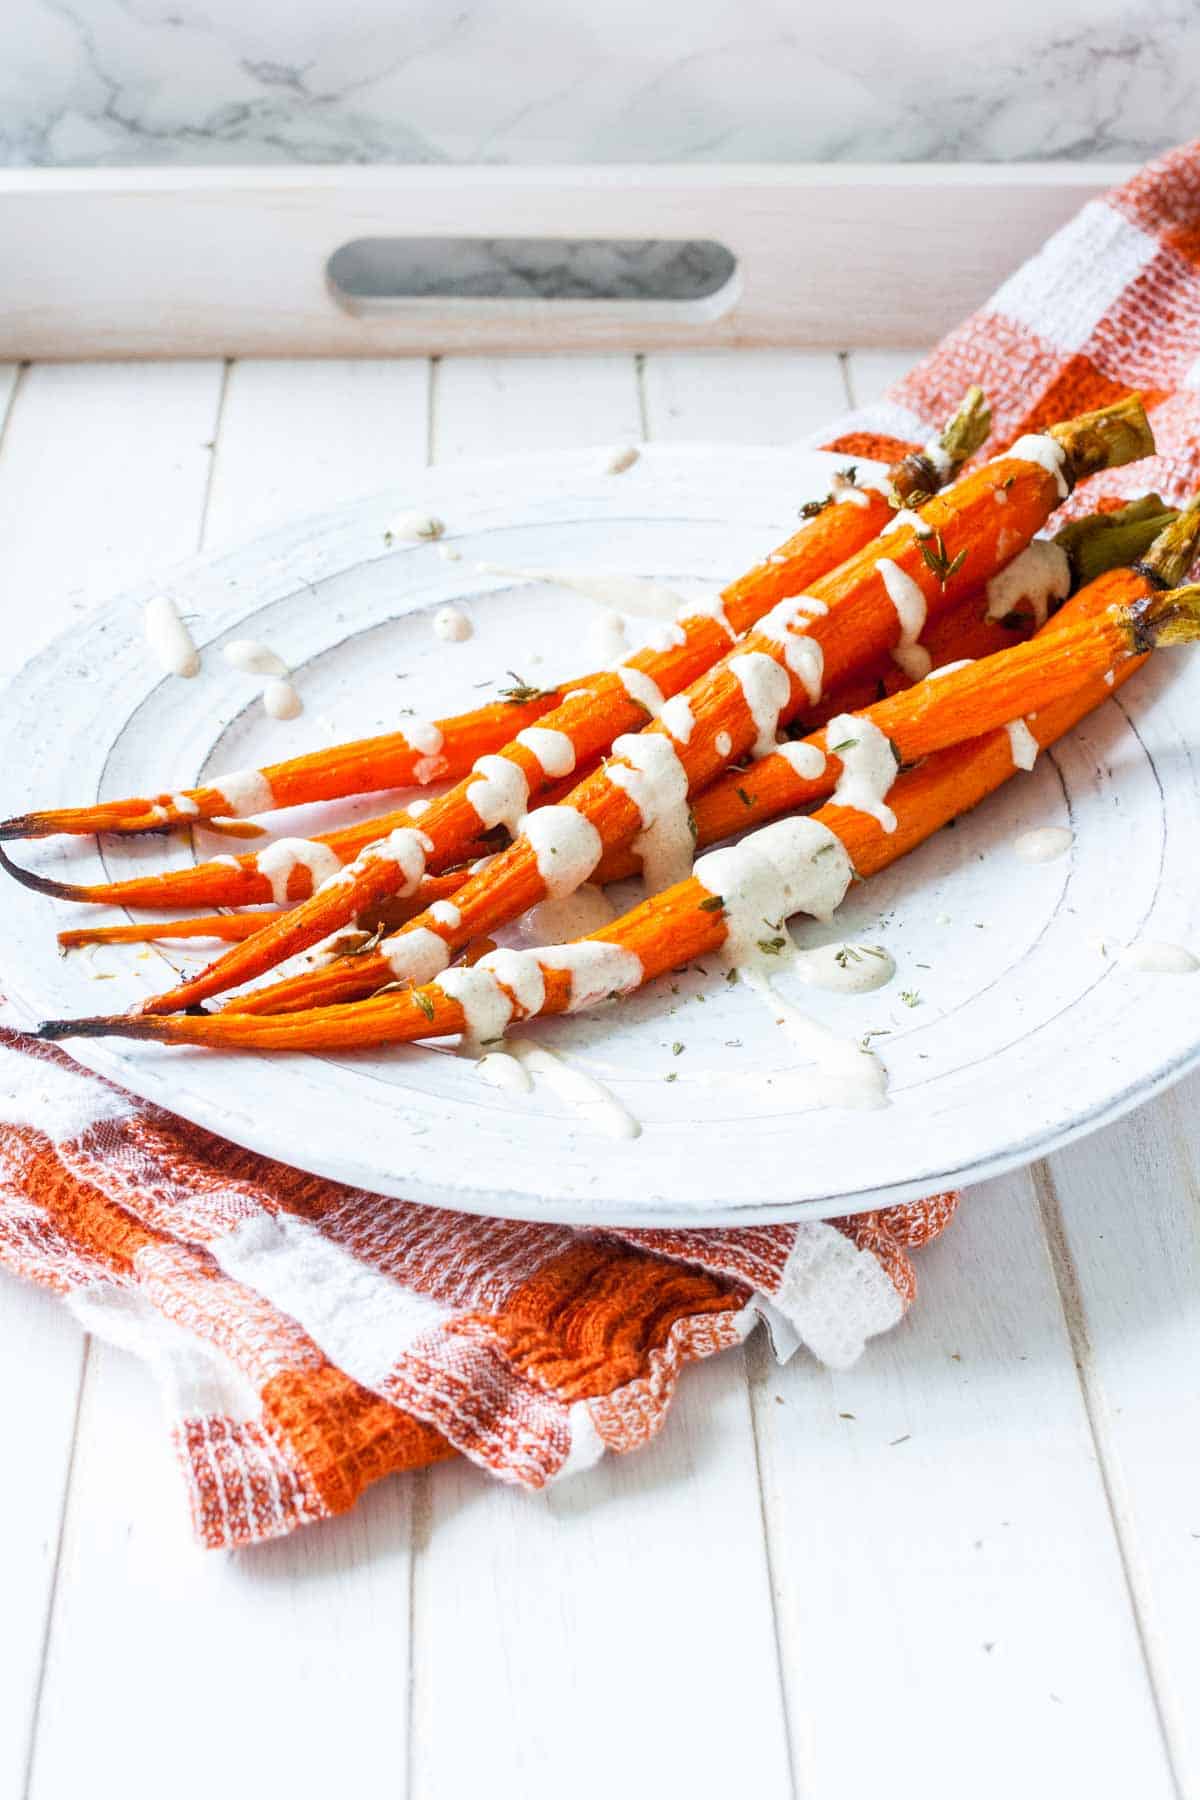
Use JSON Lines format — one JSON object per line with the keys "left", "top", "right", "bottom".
{"left": 3, "top": 138, "right": 1200, "bottom": 1548}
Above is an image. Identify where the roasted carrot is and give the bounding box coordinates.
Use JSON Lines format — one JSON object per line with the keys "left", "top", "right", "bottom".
{"left": 152, "top": 398, "right": 1152, "bottom": 1018}
{"left": 1, "top": 393, "right": 990, "bottom": 846}
{"left": 225, "top": 550, "right": 1191, "bottom": 1017}
{"left": 42, "top": 577, "right": 1200, "bottom": 1054}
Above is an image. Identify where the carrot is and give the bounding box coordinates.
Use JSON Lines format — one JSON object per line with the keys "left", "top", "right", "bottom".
{"left": 1, "top": 393, "right": 991, "bottom": 847}
{"left": 42, "top": 576, "right": 1200, "bottom": 1054}
{"left": 159, "top": 397, "right": 1153, "bottom": 1020}
{"left": 224, "top": 552, "right": 1188, "bottom": 1017}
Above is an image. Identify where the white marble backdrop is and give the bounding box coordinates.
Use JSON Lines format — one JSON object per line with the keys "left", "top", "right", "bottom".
{"left": 1, "top": 0, "right": 1194, "bottom": 167}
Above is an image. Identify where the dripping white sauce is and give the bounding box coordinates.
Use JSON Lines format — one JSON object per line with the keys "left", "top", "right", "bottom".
{"left": 641, "top": 619, "right": 688, "bottom": 653}
{"left": 757, "top": 596, "right": 827, "bottom": 703}
{"left": 660, "top": 694, "right": 695, "bottom": 744}
{"left": 877, "top": 559, "right": 932, "bottom": 680}
{"left": 168, "top": 793, "right": 200, "bottom": 817}
{"left": 884, "top": 507, "right": 934, "bottom": 540}
{"left": 436, "top": 964, "right": 518, "bottom": 1055}
{"left": 741, "top": 969, "right": 889, "bottom": 1112}
{"left": 340, "top": 828, "right": 433, "bottom": 899}
{"left": 1014, "top": 826, "right": 1073, "bottom": 863}
{"left": 926, "top": 658, "right": 975, "bottom": 680}
{"left": 407, "top": 798, "right": 432, "bottom": 818}
{"left": 695, "top": 816, "right": 853, "bottom": 975}
{"left": 144, "top": 596, "right": 199, "bottom": 678}
{"left": 224, "top": 639, "right": 287, "bottom": 676}
{"left": 605, "top": 732, "right": 693, "bottom": 895}
{"left": 382, "top": 927, "right": 450, "bottom": 986}
{"left": 209, "top": 768, "right": 274, "bottom": 817}
{"left": 476, "top": 1050, "right": 533, "bottom": 1093}
{"left": 210, "top": 854, "right": 241, "bottom": 870}
{"left": 1118, "top": 940, "right": 1200, "bottom": 974}
{"left": 535, "top": 941, "right": 643, "bottom": 1009}
{"left": 794, "top": 942, "right": 897, "bottom": 994}
{"left": 715, "top": 730, "right": 733, "bottom": 759}
{"left": 387, "top": 510, "right": 445, "bottom": 542}
{"left": 985, "top": 540, "right": 1071, "bottom": 627}
{"left": 826, "top": 712, "right": 898, "bottom": 832}
{"left": 515, "top": 726, "right": 576, "bottom": 778}
{"left": 728, "top": 653, "right": 791, "bottom": 758}
{"left": 429, "top": 899, "right": 462, "bottom": 929}
{"left": 519, "top": 883, "right": 616, "bottom": 947}
{"left": 263, "top": 678, "right": 303, "bottom": 720}
{"left": 1000, "top": 434, "right": 1070, "bottom": 500}
{"left": 590, "top": 612, "right": 629, "bottom": 665}
{"left": 506, "top": 1039, "right": 640, "bottom": 1139}
{"left": 615, "top": 664, "right": 665, "bottom": 718}
{"left": 604, "top": 445, "right": 640, "bottom": 475}
{"left": 521, "top": 806, "right": 602, "bottom": 898}
{"left": 772, "top": 740, "right": 827, "bottom": 782}
{"left": 1006, "top": 719, "right": 1040, "bottom": 771}
{"left": 432, "top": 605, "right": 473, "bottom": 643}
{"left": 832, "top": 471, "right": 871, "bottom": 509}
{"left": 468, "top": 755, "right": 529, "bottom": 831}
{"left": 256, "top": 838, "right": 342, "bottom": 906}
{"left": 684, "top": 593, "right": 736, "bottom": 641}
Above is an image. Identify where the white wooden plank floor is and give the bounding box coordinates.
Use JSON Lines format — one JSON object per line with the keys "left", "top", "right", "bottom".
{"left": 0, "top": 348, "right": 1196, "bottom": 1800}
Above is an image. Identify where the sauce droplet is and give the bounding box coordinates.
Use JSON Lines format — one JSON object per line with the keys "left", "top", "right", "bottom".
{"left": 1013, "top": 826, "right": 1073, "bottom": 864}
{"left": 1117, "top": 940, "right": 1200, "bottom": 975}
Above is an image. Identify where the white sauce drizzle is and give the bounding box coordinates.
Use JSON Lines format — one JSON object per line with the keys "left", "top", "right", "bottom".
{"left": 519, "top": 884, "right": 616, "bottom": 946}
{"left": 1014, "top": 826, "right": 1073, "bottom": 863}
{"left": 387, "top": 511, "right": 445, "bottom": 542}
{"left": 742, "top": 969, "right": 889, "bottom": 1111}
{"left": 506, "top": 1039, "right": 640, "bottom": 1139}
{"left": 641, "top": 620, "right": 688, "bottom": 653}
{"left": 429, "top": 900, "right": 462, "bottom": 929}
{"left": 350, "top": 827, "right": 433, "bottom": 895}
{"left": 255, "top": 837, "right": 342, "bottom": 906}
{"left": 535, "top": 941, "right": 643, "bottom": 1010}
{"left": 406, "top": 719, "right": 445, "bottom": 757}
{"left": 825, "top": 712, "right": 898, "bottom": 832}
{"left": 772, "top": 740, "right": 827, "bottom": 782}
{"left": 433, "top": 605, "right": 473, "bottom": 643}
{"left": 520, "top": 806, "right": 602, "bottom": 898}
{"left": 999, "top": 434, "right": 1070, "bottom": 500}
{"left": 382, "top": 928, "right": 450, "bottom": 985}
{"left": 615, "top": 664, "right": 665, "bottom": 718}
{"left": 832, "top": 471, "right": 871, "bottom": 509}
{"left": 468, "top": 755, "right": 529, "bottom": 831}
{"left": 728, "top": 653, "right": 791, "bottom": 758}
{"left": 884, "top": 507, "right": 934, "bottom": 540}
{"left": 926, "top": 658, "right": 976, "bottom": 680}
{"left": 144, "top": 596, "right": 199, "bottom": 678}
{"left": 1118, "top": 940, "right": 1200, "bottom": 974}
{"left": 515, "top": 726, "right": 576, "bottom": 779}
{"left": 210, "top": 854, "right": 241, "bottom": 870}
{"left": 985, "top": 540, "right": 1071, "bottom": 627}
{"left": 435, "top": 965, "right": 514, "bottom": 1055}
{"left": 756, "top": 596, "right": 827, "bottom": 705}
{"left": 1006, "top": 720, "right": 1040, "bottom": 771}
{"left": 168, "top": 793, "right": 200, "bottom": 816}
{"left": 715, "top": 730, "right": 733, "bottom": 758}
{"left": 210, "top": 767, "right": 274, "bottom": 816}
{"left": 263, "top": 678, "right": 303, "bottom": 720}
{"left": 683, "top": 593, "right": 736, "bottom": 640}
{"left": 590, "top": 612, "right": 629, "bottom": 665}
{"left": 476, "top": 1050, "right": 533, "bottom": 1093}
{"left": 695, "top": 816, "right": 854, "bottom": 975}
{"left": 877, "top": 559, "right": 932, "bottom": 680}
{"left": 223, "top": 639, "right": 287, "bottom": 676}
{"left": 794, "top": 941, "right": 897, "bottom": 994}
{"left": 478, "top": 562, "right": 685, "bottom": 623}
{"left": 660, "top": 694, "right": 695, "bottom": 744}
{"left": 605, "top": 732, "right": 693, "bottom": 895}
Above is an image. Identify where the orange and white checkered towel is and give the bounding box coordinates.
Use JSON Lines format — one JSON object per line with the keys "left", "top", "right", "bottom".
{"left": 4, "top": 141, "right": 1200, "bottom": 1548}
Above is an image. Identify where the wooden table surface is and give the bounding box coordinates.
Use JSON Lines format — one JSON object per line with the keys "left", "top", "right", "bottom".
{"left": 1, "top": 348, "right": 1197, "bottom": 1800}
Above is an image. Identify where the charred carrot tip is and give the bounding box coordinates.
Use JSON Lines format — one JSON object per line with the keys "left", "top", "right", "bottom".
{"left": 35, "top": 1016, "right": 138, "bottom": 1041}
{"left": 0, "top": 840, "right": 93, "bottom": 900}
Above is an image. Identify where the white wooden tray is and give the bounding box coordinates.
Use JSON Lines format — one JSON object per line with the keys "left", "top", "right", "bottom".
{"left": 1, "top": 443, "right": 1197, "bottom": 1226}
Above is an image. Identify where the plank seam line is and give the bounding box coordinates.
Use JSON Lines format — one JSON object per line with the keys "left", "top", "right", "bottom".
{"left": 836, "top": 349, "right": 855, "bottom": 410}
{"left": 404, "top": 1466, "right": 433, "bottom": 1800}
{"left": 744, "top": 1330, "right": 802, "bottom": 1800}
{"left": 1033, "top": 1158, "right": 1188, "bottom": 1800}
{"left": 20, "top": 1334, "right": 92, "bottom": 1800}
{"left": 196, "top": 358, "right": 232, "bottom": 553}
{"left": 425, "top": 355, "right": 440, "bottom": 467}
{"left": 0, "top": 360, "right": 28, "bottom": 459}
{"left": 634, "top": 351, "right": 649, "bottom": 443}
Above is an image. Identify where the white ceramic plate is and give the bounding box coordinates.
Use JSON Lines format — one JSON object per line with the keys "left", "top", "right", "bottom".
{"left": 1, "top": 446, "right": 1198, "bottom": 1227}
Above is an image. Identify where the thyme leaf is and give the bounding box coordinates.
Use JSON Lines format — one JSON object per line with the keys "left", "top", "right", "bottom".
{"left": 499, "top": 670, "right": 556, "bottom": 704}
{"left": 413, "top": 990, "right": 436, "bottom": 1023}
{"left": 698, "top": 894, "right": 725, "bottom": 913}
